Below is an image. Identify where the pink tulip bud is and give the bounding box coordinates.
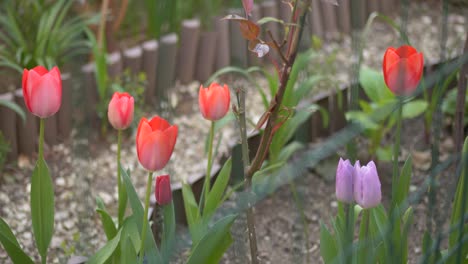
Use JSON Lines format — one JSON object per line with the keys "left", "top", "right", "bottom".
{"left": 136, "top": 116, "right": 178, "bottom": 172}
{"left": 242, "top": 0, "right": 254, "bottom": 16}
{"left": 383, "top": 45, "right": 424, "bottom": 96}
{"left": 354, "top": 161, "right": 382, "bottom": 209}
{"left": 108, "top": 92, "right": 134, "bottom": 130}
{"left": 155, "top": 175, "right": 172, "bottom": 205}
{"left": 198, "top": 82, "right": 231, "bottom": 121}
{"left": 335, "top": 158, "right": 355, "bottom": 203}
{"left": 22, "top": 66, "right": 62, "bottom": 118}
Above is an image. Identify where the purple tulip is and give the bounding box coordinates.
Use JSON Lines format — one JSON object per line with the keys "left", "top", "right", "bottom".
{"left": 354, "top": 161, "right": 382, "bottom": 209}
{"left": 336, "top": 158, "right": 355, "bottom": 203}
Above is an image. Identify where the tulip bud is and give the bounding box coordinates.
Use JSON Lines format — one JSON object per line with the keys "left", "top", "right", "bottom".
{"left": 383, "top": 45, "right": 424, "bottom": 96}
{"left": 199, "top": 82, "right": 230, "bottom": 121}
{"left": 155, "top": 175, "right": 172, "bottom": 205}
{"left": 108, "top": 92, "right": 134, "bottom": 130}
{"left": 22, "top": 66, "right": 62, "bottom": 118}
{"left": 354, "top": 161, "right": 382, "bottom": 209}
{"left": 242, "top": 0, "right": 254, "bottom": 16}
{"left": 136, "top": 116, "right": 178, "bottom": 172}
{"left": 335, "top": 158, "right": 355, "bottom": 203}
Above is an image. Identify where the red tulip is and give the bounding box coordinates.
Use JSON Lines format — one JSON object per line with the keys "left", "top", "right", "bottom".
{"left": 136, "top": 116, "right": 178, "bottom": 172}
{"left": 155, "top": 175, "right": 172, "bottom": 205}
{"left": 383, "top": 45, "right": 424, "bottom": 96}
{"left": 108, "top": 92, "right": 134, "bottom": 130}
{"left": 199, "top": 82, "right": 230, "bottom": 121}
{"left": 22, "top": 66, "right": 62, "bottom": 118}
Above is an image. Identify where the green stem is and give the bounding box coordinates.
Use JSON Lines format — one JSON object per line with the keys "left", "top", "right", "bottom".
{"left": 139, "top": 172, "right": 153, "bottom": 264}
{"left": 38, "top": 119, "right": 46, "bottom": 264}
{"left": 39, "top": 118, "right": 45, "bottom": 160}
{"left": 392, "top": 100, "right": 403, "bottom": 206}
{"left": 358, "top": 209, "right": 370, "bottom": 264}
{"left": 117, "top": 130, "right": 123, "bottom": 227}
{"left": 344, "top": 203, "right": 354, "bottom": 263}
{"left": 202, "top": 121, "right": 215, "bottom": 213}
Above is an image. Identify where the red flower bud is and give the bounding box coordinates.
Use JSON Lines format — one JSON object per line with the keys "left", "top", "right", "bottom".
{"left": 155, "top": 174, "right": 172, "bottom": 205}
{"left": 136, "top": 116, "right": 178, "bottom": 172}
{"left": 383, "top": 45, "right": 424, "bottom": 96}
{"left": 22, "top": 66, "right": 62, "bottom": 118}
{"left": 108, "top": 92, "right": 134, "bottom": 130}
{"left": 198, "top": 82, "right": 230, "bottom": 121}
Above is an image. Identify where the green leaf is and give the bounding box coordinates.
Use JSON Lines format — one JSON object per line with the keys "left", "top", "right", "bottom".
{"left": 186, "top": 215, "right": 237, "bottom": 264}
{"left": 182, "top": 183, "right": 204, "bottom": 244}
{"left": 402, "top": 100, "right": 428, "bottom": 119}
{"left": 376, "top": 145, "right": 393, "bottom": 161}
{"left": 204, "top": 158, "right": 232, "bottom": 219}
{"left": 87, "top": 229, "right": 122, "bottom": 264}
{"left": 120, "top": 167, "right": 162, "bottom": 263}
{"left": 95, "top": 196, "right": 117, "bottom": 241}
{"left": 394, "top": 156, "right": 412, "bottom": 207}
{"left": 120, "top": 216, "right": 140, "bottom": 264}
{"left": 278, "top": 142, "right": 304, "bottom": 162}
{"left": 401, "top": 207, "right": 414, "bottom": 263}
{"left": 320, "top": 223, "right": 338, "bottom": 264}
{"left": 30, "top": 157, "right": 55, "bottom": 259}
{"left": 161, "top": 202, "right": 176, "bottom": 262}
{"left": 118, "top": 175, "right": 128, "bottom": 230}
{"left": 0, "top": 99, "right": 26, "bottom": 122}
{"left": 448, "top": 136, "right": 468, "bottom": 263}
{"left": 359, "top": 66, "right": 395, "bottom": 103}
{"left": 0, "top": 218, "right": 34, "bottom": 264}
{"left": 346, "top": 111, "right": 379, "bottom": 130}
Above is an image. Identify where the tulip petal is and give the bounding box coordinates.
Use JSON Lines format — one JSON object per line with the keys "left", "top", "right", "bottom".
{"left": 29, "top": 73, "right": 61, "bottom": 117}
{"left": 383, "top": 48, "right": 400, "bottom": 74}
{"left": 22, "top": 69, "right": 31, "bottom": 112}
{"left": 32, "top": 65, "right": 49, "bottom": 76}
{"left": 139, "top": 131, "right": 172, "bottom": 171}
{"left": 385, "top": 59, "right": 421, "bottom": 95}
{"left": 395, "top": 45, "right": 418, "bottom": 58}
{"left": 148, "top": 116, "right": 171, "bottom": 131}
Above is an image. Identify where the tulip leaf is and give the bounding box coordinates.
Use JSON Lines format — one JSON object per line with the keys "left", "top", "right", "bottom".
{"left": 320, "top": 223, "right": 338, "bottom": 264}
{"left": 0, "top": 217, "right": 35, "bottom": 264}
{"left": 30, "top": 157, "right": 55, "bottom": 259}
{"left": 359, "top": 66, "right": 395, "bottom": 103}
{"left": 95, "top": 196, "right": 117, "bottom": 241}
{"left": 120, "top": 166, "right": 162, "bottom": 263}
{"left": 0, "top": 99, "right": 26, "bottom": 122}
{"left": 182, "top": 183, "right": 204, "bottom": 244}
{"left": 401, "top": 206, "right": 414, "bottom": 263}
{"left": 402, "top": 100, "right": 428, "bottom": 119}
{"left": 205, "top": 158, "right": 232, "bottom": 219}
{"left": 394, "top": 156, "right": 412, "bottom": 207}
{"left": 161, "top": 202, "right": 176, "bottom": 263}
{"left": 448, "top": 136, "right": 468, "bottom": 263}
{"left": 120, "top": 216, "right": 140, "bottom": 264}
{"left": 87, "top": 229, "right": 122, "bottom": 264}
{"left": 186, "top": 214, "right": 237, "bottom": 264}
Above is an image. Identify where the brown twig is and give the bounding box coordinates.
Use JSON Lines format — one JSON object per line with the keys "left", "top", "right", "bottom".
{"left": 267, "top": 30, "right": 288, "bottom": 64}
{"left": 112, "top": 0, "right": 129, "bottom": 33}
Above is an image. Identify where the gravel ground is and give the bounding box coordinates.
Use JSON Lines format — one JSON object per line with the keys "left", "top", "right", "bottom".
{"left": 0, "top": 1, "right": 466, "bottom": 263}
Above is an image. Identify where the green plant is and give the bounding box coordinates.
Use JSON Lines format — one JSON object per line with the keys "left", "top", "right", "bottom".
{"left": 0, "top": 131, "right": 10, "bottom": 174}
{"left": 0, "top": 0, "right": 93, "bottom": 73}
{"left": 442, "top": 85, "right": 468, "bottom": 126}
{"left": 346, "top": 67, "right": 428, "bottom": 161}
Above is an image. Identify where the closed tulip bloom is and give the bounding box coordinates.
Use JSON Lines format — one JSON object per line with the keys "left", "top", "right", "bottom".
{"left": 199, "top": 82, "right": 230, "bottom": 121}
{"left": 155, "top": 175, "right": 172, "bottom": 205}
{"left": 383, "top": 45, "right": 424, "bottom": 96}
{"left": 136, "top": 116, "right": 178, "bottom": 171}
{"left": 108, "top": 92, "right": 134, "bottom": 130}
{"left": 336, "top": 158, "right": 355, "bottom": 203}
{"left": 354, "top": 161, "right": 382, "bottom": 209}
{"left": 22, "top": 66, "right": 62, "bottom": 118}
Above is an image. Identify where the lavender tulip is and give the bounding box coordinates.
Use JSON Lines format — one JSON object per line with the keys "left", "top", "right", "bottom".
{"left": 354, "top": 161, "right": 382, "bottom": 209}
{"left": 336, "top": 158, "right": 355, "bottom": 203}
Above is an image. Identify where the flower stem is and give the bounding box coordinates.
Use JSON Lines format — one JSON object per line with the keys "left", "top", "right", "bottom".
{"left": 202, "top": 121, "right": 215, "bottom": 213}
{"left": 344, "top": 203, "right": 354, "bottom": 263}
{"left": 139, "top": 172, "right": 153, "bottom": 264}
{"left": 391, "top": 100, "right": 403, "bottom": 205}
{"left": 117, "top": 130, "right": 124, "bottom": 227}
{"left": 39, "top": 119, "right": 45, "bottom": 160}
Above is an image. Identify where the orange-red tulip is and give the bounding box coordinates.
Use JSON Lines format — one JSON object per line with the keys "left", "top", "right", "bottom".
{"left": 136, "top": 116, "right": 178, "bottom": 172}
{"left": 383, "top": 45, "right": 424, "bottom": 96}
{"left": 22, "top": 66, "right": 62, "bottom": 118}
{"left": 155, "top": 174, "right": 172, "bottom": 205}
{"left": 108, "top": 92, "right": 134, "bottom": 130}
{"left": 199, "top": 82, "right": 230, "bottom": 121}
